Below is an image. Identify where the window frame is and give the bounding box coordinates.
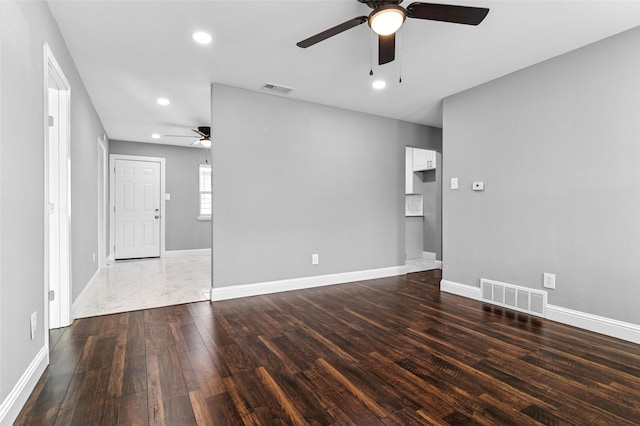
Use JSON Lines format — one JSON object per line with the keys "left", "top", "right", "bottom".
{"left": 198, "top": 163, "right": 212, "bottom": 220}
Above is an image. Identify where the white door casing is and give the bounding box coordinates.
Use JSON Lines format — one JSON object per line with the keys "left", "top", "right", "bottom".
{"left": 97, "top": 137, "right": 107, "bottom": 267}
{"left": 44, "top": 43, "right": 72, "bottom": 330}
{"left": 110, "top": 155, "right": 166, "bottom": 260}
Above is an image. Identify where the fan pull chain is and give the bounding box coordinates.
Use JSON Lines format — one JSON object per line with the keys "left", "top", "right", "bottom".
{"left": 369, "top": 29, "right": 374, "bottom": 76}
{"left": 398, "top": 31, "right": 403, "bottom": 83}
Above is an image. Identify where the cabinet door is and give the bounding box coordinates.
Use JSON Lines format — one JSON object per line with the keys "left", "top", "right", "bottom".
{"left": 405, "top": 147, "right": 414, "bottom": 194}
{"left": 413, "top": 148, "right": 436, "bottom": 171}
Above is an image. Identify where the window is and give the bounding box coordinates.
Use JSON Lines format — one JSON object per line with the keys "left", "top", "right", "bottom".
{"left": 198, "top": 163, "right": 212, "bottom": 220}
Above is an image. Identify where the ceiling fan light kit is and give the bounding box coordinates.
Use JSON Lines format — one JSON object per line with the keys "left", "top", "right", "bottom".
{"left": 369, "top": 5, "right": 406, "bottom": 35}
{"left": 164, "top": 126, "right": 212, "bottom": 148}
{"left": 297, "top": 1, "right": 489, "bottom": 66}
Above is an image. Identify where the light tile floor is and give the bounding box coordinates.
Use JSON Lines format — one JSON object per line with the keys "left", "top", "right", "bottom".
{"left": 406, "top": 253, "right": 440, "bottom": 273}
{"left": 74, "top": 253, "right": 211, "bottom": 318}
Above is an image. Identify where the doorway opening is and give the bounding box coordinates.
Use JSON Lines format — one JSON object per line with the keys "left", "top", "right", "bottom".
{"left": 44, "top": 44, "right": 72, "bottom": 331}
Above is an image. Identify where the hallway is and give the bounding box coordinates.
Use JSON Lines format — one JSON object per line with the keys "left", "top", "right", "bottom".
{"left": 73, "top": 252, "right": 210, "bottom": 318}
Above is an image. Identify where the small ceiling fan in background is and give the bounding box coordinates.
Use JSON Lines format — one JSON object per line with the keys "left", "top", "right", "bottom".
{"left": 297, "top": 0, "right": 489, "bottom": 65}
{"left": 165, "top": 126, "right": 211, "bottom": 147}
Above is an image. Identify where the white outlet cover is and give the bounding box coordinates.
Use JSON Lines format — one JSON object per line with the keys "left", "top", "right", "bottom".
{"left": 543, "top": 273, "right": 556, "bottom": 289}
{"left": 30, "top": 312, "right": 37, "bottom": 339}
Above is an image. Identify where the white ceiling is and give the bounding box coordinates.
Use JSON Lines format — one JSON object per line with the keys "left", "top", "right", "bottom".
{"left": 47, "top": 0, "right": 640, "bottom": 147}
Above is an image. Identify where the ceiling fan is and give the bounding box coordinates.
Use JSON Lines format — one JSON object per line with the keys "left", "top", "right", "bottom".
{"left": 297, "top": 1, "right": 489, "bottom": 65}
{"left": 165, "top": 126, "right": 211, "bottom": 147}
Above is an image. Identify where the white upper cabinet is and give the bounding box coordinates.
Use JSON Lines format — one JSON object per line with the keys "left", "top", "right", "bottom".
{"left": 412, "top": 148, "right": 436, "bottom": 171}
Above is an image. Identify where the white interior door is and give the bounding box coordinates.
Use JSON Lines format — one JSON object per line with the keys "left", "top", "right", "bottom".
{"left": 114, "top": 159, "right": 161, "bottom": 259}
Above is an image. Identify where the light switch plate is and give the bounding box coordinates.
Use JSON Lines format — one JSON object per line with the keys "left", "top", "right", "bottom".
{"left": 165, "top": 193, "right": 171, "bottom": 201}
{"left": 451, "top": 178, "right": 459, "bottom": 190}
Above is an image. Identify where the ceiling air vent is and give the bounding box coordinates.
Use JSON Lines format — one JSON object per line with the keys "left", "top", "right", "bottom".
{"left": 260, "top": 83, "right": 294, "bottom": 96}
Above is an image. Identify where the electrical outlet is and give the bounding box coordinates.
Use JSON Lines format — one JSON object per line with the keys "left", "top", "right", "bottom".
{"left": 312, "top": 254, "right": 319, "bottom": 265}
{"left": 543, "top": 273, "right": 556, "bottom": 289}
{"left": 30, "top": 312, "right": 37, "bottom": 340}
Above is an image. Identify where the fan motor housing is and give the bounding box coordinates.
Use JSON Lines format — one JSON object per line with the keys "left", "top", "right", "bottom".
{"left": 358, "top": 0, "right": 403, "bottom": 9}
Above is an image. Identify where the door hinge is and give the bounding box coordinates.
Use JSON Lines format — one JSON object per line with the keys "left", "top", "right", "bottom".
{"left": 48, "top": 115, "right": 54, "bottom": 127}
{"left": 48, "top": 290, "right": 55, "bottom": 301}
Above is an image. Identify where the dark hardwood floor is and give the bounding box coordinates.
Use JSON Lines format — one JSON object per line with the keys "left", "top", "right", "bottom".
{"left": 16, "top": 270, "right": 640, "bottom": 425}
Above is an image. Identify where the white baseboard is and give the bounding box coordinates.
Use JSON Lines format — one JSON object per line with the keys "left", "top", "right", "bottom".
{"left": 72, "top": 266, "right": 101, "bottom": 320}
{"left": 0, "top": 346, "right": 48, "bottom": 425}
{"left": 212, "top": 265, "right": 407, "bottom": 301}
{"left": 547, "top": 304, "right": 640, "bottom": 344}
{"left": 440, "top": 279, "right": 640, "bottom": 344}
{"left": 163, "top": 248, "right": 211, "bottom": 258}
{"left": 440, "top": 279, "right": 481, "bottom": 300}
{"left": 422, "top": 251, "right": 436, "bottom": 261}
{"left": 435, "top": 260, "right": 443, "bottom": 269}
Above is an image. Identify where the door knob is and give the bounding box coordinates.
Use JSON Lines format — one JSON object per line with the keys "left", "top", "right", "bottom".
{"left": 155, "top": 208, "right": 160, "bottom": 219}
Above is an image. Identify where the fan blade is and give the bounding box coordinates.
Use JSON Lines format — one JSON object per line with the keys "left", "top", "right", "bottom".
{"left": 165, "top": 134, "right": 197, "bottom": 138}
{"left": 406, "top": 2, "right": 489, "bottom": 25}
{"left": 378, "top": 33, "right": 395, "bottom": 65}
{"left": 297, "top": 16, "right": 368, "bottom": 48}
{"left": 191, "top": 128, "right": 206, "bottom": 137}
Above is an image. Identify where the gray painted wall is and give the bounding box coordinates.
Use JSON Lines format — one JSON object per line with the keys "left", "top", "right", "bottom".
{"left": 442, "top": 27, "right": 640, "bottom": 324}
{"left": 211, "top": 84, "right": 433, "bottom": 288}
{"left": 109, "top": 140, "right": 212, "bottom": 251}
{"left": 0, "top": 0, "right": 105, "bottom": 410}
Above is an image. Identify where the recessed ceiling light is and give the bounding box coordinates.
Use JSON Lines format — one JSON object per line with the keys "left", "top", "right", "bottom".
{"left": 192, "top": 31, "right": 212, "bottom": 44}
{"left": 151, "top": 133, "right": 161, "bottom": 139}
{"left": 156, "top": 97, "right": 170, "bottom": 106}
{"left": 372, "top": 80, "right": 386, "bottom": 89}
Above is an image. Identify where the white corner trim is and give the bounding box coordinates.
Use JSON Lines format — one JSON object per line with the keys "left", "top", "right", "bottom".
{"left": 435, "top": 260, "right": 443, "bottom": 269}
{"left": 440, "top": 279, "right": 481, "bottom": 300}
{"left": 0, "top": 346, "right": 48, "bottom": 425}
{"left": 211, "top": 265, "right": 407, "bottom": 301}
{"left": 163, "top": 248, "right": 211, "bottom": 258}
{"left": 546, "top": 304, "right": 640, "bottom": 345}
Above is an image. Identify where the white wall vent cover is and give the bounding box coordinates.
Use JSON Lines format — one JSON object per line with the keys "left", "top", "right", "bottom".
{"left": 480, "top": 278, "right": 547, "bottom": 317}
{"left": 260, "top": 83, "right": 294, "bottom": 95}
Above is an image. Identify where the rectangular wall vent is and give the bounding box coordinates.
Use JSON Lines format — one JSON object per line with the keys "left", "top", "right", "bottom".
{"left": 480, "top": 278, "right": 547, "bottom": 317}
{"left": 260, "top": 83, "right": 294, "bottom": 95}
